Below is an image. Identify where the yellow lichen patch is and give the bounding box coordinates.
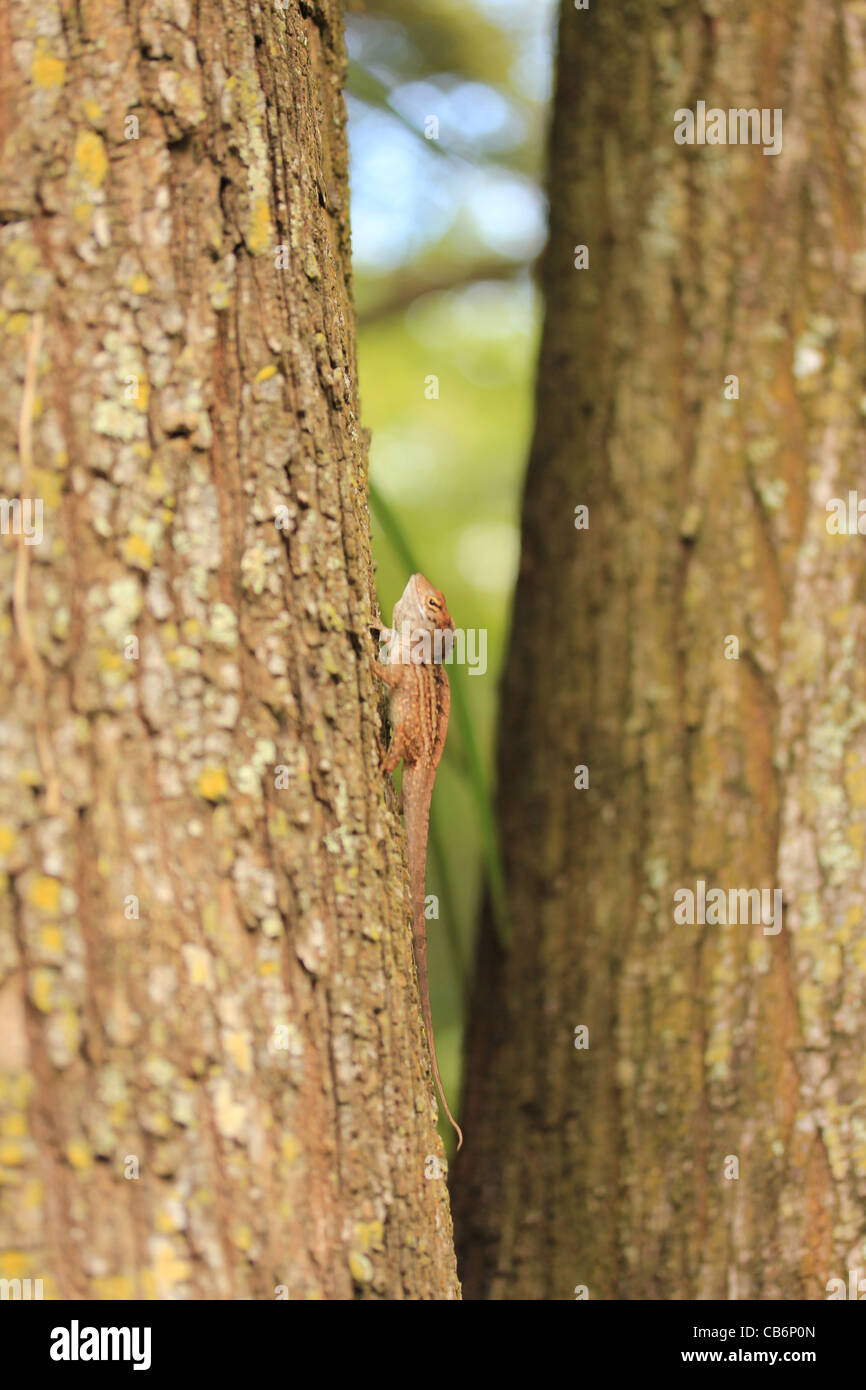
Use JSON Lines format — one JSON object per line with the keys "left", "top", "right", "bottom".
{"left": 280, "top": 1134, "right": 300, "bottom": 1163}
{"left": 31, "top": 51, "right": 66, "bottom": 90}
{"left": 0, "top": 1250, "right": 33, "bottom": 1278}
{"left": 82, "top": 98, "right": 102, "bottom": 123}
{"left": 5, "top": 313, "right": 29, "bottom": 335}
{"left": 66, "top": 1139, "right": 93, "bottom": 1173}
{"left": 196, "top": 766, "right": 229, "bottom": 802}
{"left": 92, "top": 1275, "right": 135, "bottom": 1300}
{"left": 844, "top": 761, "right": 866, "bottom": 809}
{"left": 1, "top": 1112, "right": 26, "bottom": 1138}
{"left": 20, "top": 1178, "right": 42, "bottom": 1210}
{"left": 145, "top": 460, "right": 168, "bottom": 499}
{"left": 97, "top": 649, "right": 124, "bottom": 674}
{"left": 39, "top": 924, "right": 63, "bottom": 953}
{"left": 182, "top": 944, "right": 214, "bottom": 988}
{"left": 355, "top": 1220, "right": 384, "bottom": 1251}
{"left": 171, "top": 1087, "right": 195, "bottom": 1129}
{"left": 29, "top": 876, "right": 61, "bottom": 914}
{"left": 224, "top": 1030, "right": 253, "bottom": 1074}
{"left": 200, "top": 900, "right": 219, "bottom": 940}
{"left": 73, "top": 131, "right": 108, "bottom": 188}
{"left": 704, "top": 1025, "right": 732, "bottom": 1080}
{"left": 176, "top": 79, "right": 205, "bottom": 126}
{"left": 213, "top": 1080, "right": 245, "bottom": 1139}
{"left": 3, "top": 1075, "right": 34, "bottom": 1109}
{"left": 255, "top": 364, "right": 277, "bottom": 383}
{"left": 209, "top": 279, "right": 230, "bottom": 310}
{"left": 247, "top": 196, "right": 272, "bottom": 255}
{"left": 122, "top": 533, "right": 153, "bottom": 570}
{"left": 0, "top": 826, "right": 16, "bottom": 858}
{"left": 0, "top": 1141, "right": 23, "bottom": 1166}
{"left": 130, "top": 272, "right": 150, "bottom": 295}
{"left": 820, "top": 946, "right": 843, "bottom": 985}
{"left": 58, "top": 1009, "right": 81, "bottom": 1055}
{"left": 829, "top": 605, "right": 850, "bottom": 629}
{"left": 348, "top": 1251, "right": 374, "bottom": 1285}
{"left": 258, "top": 958, "right": 278, "bottom": 977}
{"left": 7, "top": 241, "right": 39, "bottom": 275}
{"left": 143, "top": 1107, "right": 171, "bottom": 1137}
{"left": 150, "top": 1238, "right": 192, "bottom": 1296}
{"left": 232, "top": 1224, "right": 253, "bottom": 1251}
{"left": 155, "top": 1205, "right": 183, "bottom": 1235}
{"left": 32, "top": 467, "right": 62, "bottom": 508}
{"left": 105, "top": 1102, "right": 127, "bottom": 1132}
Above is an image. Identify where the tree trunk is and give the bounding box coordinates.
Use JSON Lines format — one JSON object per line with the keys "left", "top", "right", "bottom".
{"left": 0, "top": 0, "right": 458, "bottom": 1300}
{"left": 455, "top": 0, "right": 866, "bottom": 1301}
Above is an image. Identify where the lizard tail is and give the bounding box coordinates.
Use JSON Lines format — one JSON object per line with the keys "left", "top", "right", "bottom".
{"left": 417, "top": 938, "right": 463, "bottom": 1151}
{"left": 404, "top": 770, "right": 464, "bottom": 1152}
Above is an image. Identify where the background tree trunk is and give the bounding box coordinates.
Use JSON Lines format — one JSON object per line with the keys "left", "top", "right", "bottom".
{"left": 0, "top": 0, "right": 458, "bottom": 1300}
{"left": 455, "top": 0, "right": 866, "bottom": 1300}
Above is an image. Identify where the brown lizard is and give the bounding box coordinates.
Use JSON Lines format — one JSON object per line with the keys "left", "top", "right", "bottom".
{"left": 372, "top": 573, "right": 463, "bottom": 1151}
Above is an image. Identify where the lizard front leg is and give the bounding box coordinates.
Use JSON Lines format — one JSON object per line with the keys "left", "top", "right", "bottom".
{"left": 370, "top": 656, "right": 401, "bottom": 689}
{"left": 370, "top": 657, "right": 409, "bottom": 777}
{"left": 381, "top": 729, "right": 410, "bottom": 776}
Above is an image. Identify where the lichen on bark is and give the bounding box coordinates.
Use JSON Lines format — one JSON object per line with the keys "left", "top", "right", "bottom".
{"left": 0, "top": 0, "right": 458, "bottom": 1300}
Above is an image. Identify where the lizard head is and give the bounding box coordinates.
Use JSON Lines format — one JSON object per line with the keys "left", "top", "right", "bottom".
{"left": 410, "top": 573, "right": 454, "bottom": 632}
{"left": 392, "top": 573, "right": 453, "bottom": 631}
{"left": 389, "top": 574, "right": 454, "bottom": 663}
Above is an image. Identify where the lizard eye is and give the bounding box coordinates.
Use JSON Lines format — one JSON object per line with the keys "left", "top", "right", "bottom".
{"left": 428, "top": 597, "right": 441, "bottom": 610}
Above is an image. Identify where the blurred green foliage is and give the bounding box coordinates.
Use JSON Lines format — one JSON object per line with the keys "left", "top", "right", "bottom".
{"left": 348, "top": 0, "right": 556, "bottom": 1144}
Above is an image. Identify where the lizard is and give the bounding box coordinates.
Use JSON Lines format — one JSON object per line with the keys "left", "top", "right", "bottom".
{"left": 372, "top": 573, "right": 464, "bottom": 1151}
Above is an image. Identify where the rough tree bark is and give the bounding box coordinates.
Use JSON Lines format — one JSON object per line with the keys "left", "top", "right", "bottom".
{"left": 455, "top": 0, "right": 866, "bottom": 1300}
{"left": 0, "top": 0, "right": 458, "bottom": 1299}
